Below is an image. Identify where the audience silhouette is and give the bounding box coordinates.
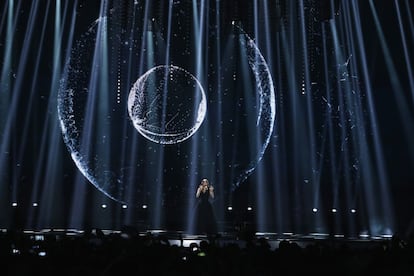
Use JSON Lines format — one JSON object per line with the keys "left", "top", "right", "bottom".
{"left": 1, "top": 228, "right": 413, "bottom": 275}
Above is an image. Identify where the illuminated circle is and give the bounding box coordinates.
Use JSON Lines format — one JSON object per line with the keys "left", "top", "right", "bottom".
{"left": 57, "top": 7, "right": 276, "bottom": 204}
{"left": 128, "top": 65, "right": 207, "bottom": 144}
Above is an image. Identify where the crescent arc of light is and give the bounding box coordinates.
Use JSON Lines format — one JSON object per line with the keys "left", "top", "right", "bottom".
{"left": 232, "top": 25, "right": 276, "bottom": 190}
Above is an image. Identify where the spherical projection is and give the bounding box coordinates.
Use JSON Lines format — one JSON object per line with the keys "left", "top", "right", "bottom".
{"left": 57, "top": 6, "right": 275, "bottom": 204}
{"left": 128, "top": 65, "right": 207, "bottom": 144}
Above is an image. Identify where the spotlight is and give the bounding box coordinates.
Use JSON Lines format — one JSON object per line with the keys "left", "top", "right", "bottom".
{"left": 32, "top": 202, "right": 38, "bottom": 207}
{"left": 359, "top": 231, "right": 370, "bottom": 238}
{"left": 122, "top": 204, "right": 127, "bottom": 209}
{"left": 227, "top": 206, "right": 233, "bottom": 211}
{"left": 12, "top": 249, "right": 20, "bottom": 255}
{"left": 331, "top": 208, "right": 337, "bottom": 213}
{"left": 12, "top": 202, "right": 17, "bottom": 207}
{"left": 34, "top": 235, "right": 44, "bottom": 241}
{"left": 247, "top": 206, "right": 252, "bottom": 211}
{"left": 142, "top": 204, "right": 148, "bottom": 209}
{"left": 350, "top": 208, "right": 356, "bottom": 213}
{"left": 101, "top": 204, "right": 107, "bottom": 209}
{"left": 312, "top": 208, "right": 318, "bottom": 213}
{"left": 38, "top": 251, "right": 47, "bottom": 257}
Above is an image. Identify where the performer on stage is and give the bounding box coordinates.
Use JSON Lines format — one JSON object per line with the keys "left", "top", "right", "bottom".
{"left": 194, "top": 178, "right": 217, "bottom": 235}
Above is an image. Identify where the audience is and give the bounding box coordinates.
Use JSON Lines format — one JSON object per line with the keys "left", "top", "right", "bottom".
{"left": 1, "top": 227, "right": 413, "bottom": 275}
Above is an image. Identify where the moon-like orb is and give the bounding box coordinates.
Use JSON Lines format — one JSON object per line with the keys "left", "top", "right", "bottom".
{"left": 128, "top": 65, "right": 207, "bottom": 144}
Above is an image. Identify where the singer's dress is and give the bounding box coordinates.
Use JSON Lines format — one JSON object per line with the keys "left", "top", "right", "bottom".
{"left": 194, "top": 190, "right": 217, "bottom": 234}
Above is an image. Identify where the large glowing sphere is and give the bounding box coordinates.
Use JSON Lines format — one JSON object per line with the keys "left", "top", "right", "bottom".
{"left": 57, "top": 4, "right": 276, "bottom": 204}
{"left": 128, "top": 65, "right": 207, "bottom": 144}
